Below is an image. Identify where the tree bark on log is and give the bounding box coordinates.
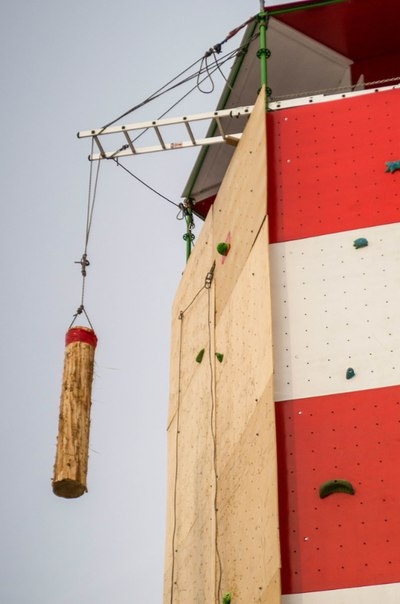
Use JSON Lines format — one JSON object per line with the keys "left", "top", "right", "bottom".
{"left": 52, "top": 327, "right": 97, "bottom": 498}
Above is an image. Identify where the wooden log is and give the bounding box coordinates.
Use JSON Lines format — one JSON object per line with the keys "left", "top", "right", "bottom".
{"left": 52, "top": 326, "right": 97, "bottom": 498}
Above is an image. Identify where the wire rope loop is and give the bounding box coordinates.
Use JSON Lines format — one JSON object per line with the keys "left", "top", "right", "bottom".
{"left": 68, "top": 304, "right": 95, "bottom": 331}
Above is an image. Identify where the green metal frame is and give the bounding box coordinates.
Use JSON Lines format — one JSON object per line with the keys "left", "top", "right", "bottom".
{"left": 182, "top": 18, "right": 259, "bottom": 202}
{"left": 183, "top": 0, "right": 348, "bottom": 208}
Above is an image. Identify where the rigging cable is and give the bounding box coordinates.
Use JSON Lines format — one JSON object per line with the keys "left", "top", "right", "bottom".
{"left": 130, "top": 50, "right": 242, "bottom": 147}
{"left": 212, "top": 52, "right": 233, "bottom": 92}
{"left": 99, "top": 56, "right": 204, "bottom": 134}
{"left": 112, "top": 158, "right": 180, "bottom": 208}
{"left": 196, "top": 54, "right": 216, "bottom": 94}
{"left": 106, "top": 46, "right": 247, "bottom": 157}
{"left": 70, "top": 138, "right": 101, "bottom": 329}
{"left": 197, "top": 11, "right": 257, "bottom": 97}
{"left": 106, "top": 34, "right": 259, "bottom": 160}
{"left": 98, "top": 13, "right": 258, "bottom": 134}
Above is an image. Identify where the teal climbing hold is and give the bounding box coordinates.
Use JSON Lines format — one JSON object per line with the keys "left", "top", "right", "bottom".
{"left": 353, "top": 237, "right": 368, "bottom": 249}
{"left": 346, "top": 368, "right": 355, "bottom": 380}
{"left": 385, "top": 160, "right": 400, "bottom": 173}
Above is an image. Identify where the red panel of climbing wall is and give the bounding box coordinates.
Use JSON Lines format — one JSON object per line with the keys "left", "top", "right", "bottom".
{"left": 267, "top": 88, "right": 400, "bottom": 243}
{"left": 275, "top": 385, "right": 400, "bottom": 594}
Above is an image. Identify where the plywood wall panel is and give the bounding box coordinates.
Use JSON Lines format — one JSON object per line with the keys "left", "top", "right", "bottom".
{"left": 168, "top": 209, "right": 214, "bottom": 426}
{"left": 164, "top": 88, "right": 281, "bottom": 603}
{"left": 215, "top": 220, "right": 273, "bottom": 468}
{"left": 212, "top": 88, "right": 267, "bottom": 319}
{"left": 217, "top": 384, "right": 281, "bottom": 602}
{"left": 164, "top": 378, "right": 216, "bottom": 603}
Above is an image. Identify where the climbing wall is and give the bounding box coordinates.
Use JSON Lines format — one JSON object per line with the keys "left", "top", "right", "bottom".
{"left": 164, "top": 88, "right": 281, "bottom": 603}
{"left": 267, "top": 87, "right": 400, "bottom": 602}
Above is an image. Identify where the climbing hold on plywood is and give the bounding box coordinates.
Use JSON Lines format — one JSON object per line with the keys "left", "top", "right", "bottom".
{"left": 385, "top": 160, "right": 400, "bottom": 173}
{"left": 217, "top": 242, "right": 231, "bottom": 256}
{"left": 346, "top": 367, "right": 355, "bottom": 380}
{"left": 353, "top": 237, "right": 368, "bottom": 249}
{"left": 222, "top": 594, "right": 232, "bottom": 604}
{"left": 52, "top": 326, "right": 98, "bottom": 499}
{"left": 196, "top": 349, "right": 205, "bottom": 364}
{"left": 319, "top": 479, "right": 355, "bottom": 499}
{"left": 215, "top": 352, "right": 224, "bottom": 363}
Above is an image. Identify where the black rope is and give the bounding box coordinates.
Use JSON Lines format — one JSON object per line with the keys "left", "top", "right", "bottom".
{"left": 128, "top": 45, "right": 253, "bottom": 149}
{"left": 212, "top": 53, "right": 233, "bottom": 92}
{"left": 196, "top": 55, "right": 215, "bottom": 94}
{"left": 99, "top": 56, "right": 204, "bottom": 134}
{"left": 98, "top": 21, "right": 259, "bottom": 135}
{"left": 112, "top": 158, "right": 180, "bottom": 208}
{"left": 92, "top": 34, "right": 259, "bottom": 168}
{"left": 104, "top": 39, "right": 257, "bottom": 164}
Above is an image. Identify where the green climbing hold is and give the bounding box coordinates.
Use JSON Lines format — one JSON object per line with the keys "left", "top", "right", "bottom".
{"left": 319, "top": 479, "right": 355, "bottom": 499}
{"left": 346, "top": 367, "right": 355, "bottom": 380}
{"left": 217, "top": 242, "right": 230, "bottom": 256}
{"left": 386, "top": 160, "right": 400, "bottom": 173}
{"left": 196, "top": 349, "right": 205, "bottom": 364}
{"left": 353, "top": 237, "right": 368, "bottom": 249}
{"left": 215, "top": 352, "right": 224, "bottom": 363}
{"left": 222, "top": 594, "right": 232, "bottom": 604}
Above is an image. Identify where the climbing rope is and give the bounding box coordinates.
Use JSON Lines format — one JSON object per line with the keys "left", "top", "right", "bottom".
{"left": 207, "top": 281, "right": 223, "bottom": 602}
{"left": 69, "top": 139, "right": 100, "bottom": 330}
{"left": 169, "top": 262, "right": 220, "bottom": 603}
{"left": 169, "top": 313, "right": 184, "bottom": 604}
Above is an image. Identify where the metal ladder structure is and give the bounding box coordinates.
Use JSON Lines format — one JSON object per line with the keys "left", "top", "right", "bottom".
{"left": 77, "top": 105, "right": 254, "bottom": 161}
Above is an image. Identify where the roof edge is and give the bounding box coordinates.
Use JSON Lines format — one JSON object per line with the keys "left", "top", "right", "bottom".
{"left": 182, "top": 18, "right": 259, "bottom": 202}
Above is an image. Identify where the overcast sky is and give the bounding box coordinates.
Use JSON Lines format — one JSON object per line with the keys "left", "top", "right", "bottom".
{"left": 0, "top": 1, "right": 294, "bottom": 602}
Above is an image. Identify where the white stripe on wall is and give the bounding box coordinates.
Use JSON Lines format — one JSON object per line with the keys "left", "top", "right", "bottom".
{"left": 282, "top": 582, "right": 400, "bottom": 603}
{"left": 270, "top": 222, "right": 400, "bottom": 401}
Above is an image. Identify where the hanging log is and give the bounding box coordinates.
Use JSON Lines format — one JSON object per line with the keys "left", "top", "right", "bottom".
{"left": 52, "top": 326, "right": 98, "bottom": 498}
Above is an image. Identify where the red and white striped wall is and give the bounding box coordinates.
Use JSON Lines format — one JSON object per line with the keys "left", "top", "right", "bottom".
{"left": 267, "top": 87, "right": 400, "bottom": 601}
